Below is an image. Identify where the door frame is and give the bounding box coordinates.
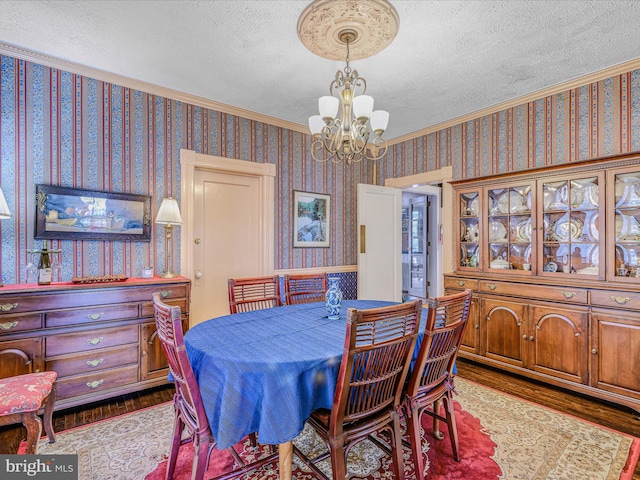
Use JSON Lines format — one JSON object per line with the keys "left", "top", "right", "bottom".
{"left": 386, "top": 166, "right": 454, "bottom": 297}
{"left": 179, "top": 149, "right": 276, "bottom": 283}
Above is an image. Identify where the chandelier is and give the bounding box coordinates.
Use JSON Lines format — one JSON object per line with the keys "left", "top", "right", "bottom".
{"left": 298, "top": 0, "right": 399, "bottom": 165}
{"left": 308, "top": 31, "right": 389, "bottom": 164}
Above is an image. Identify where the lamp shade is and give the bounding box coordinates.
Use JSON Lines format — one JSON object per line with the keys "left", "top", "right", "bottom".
{"left": 0, "top": 187, "right": 10, "bottom": 220}
{"left": 308, "top": 115, "right": 325, "bottom": 135}
{"left": 352, "top": 95, "right": 374, "bottom": 121}
{"left": 155, "top": 197, "right": 182, "bottom": 225}
{"left": 318, "top": 96, "right": 339, "bottom": 121}
{"left": 370, "top": 110, "right": 390, "bottom": 135}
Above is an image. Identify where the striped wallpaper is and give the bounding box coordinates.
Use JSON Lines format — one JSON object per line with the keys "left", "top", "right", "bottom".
{"left": 1, "top": 53, "right": 640, "bottom": 285}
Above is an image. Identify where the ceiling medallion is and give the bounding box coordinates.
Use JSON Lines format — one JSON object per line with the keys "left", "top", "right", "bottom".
{"left": 297, "top": 0, "right": 399, "bottom": 61}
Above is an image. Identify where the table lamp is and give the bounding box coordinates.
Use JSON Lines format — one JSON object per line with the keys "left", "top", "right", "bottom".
{"left": 0, "top": 186, "right": 11, "bottom": 287}
{"left": 155, "top": 197, "right": 182, "bottom": 278}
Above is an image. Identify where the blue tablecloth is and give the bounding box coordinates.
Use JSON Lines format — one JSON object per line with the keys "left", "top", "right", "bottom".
{"left": 184, "top": 300, "right": 425, "bottom": 449}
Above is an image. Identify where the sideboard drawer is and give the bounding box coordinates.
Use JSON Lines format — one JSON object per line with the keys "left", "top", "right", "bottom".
{"left": 479, "top": 281, "right": 588, "bottom": 303}
{"left": 0, "top": 313, "right": 42, "bottom": 335}
{"left": 590, "top": 290, "right": 640, "bottom": 310}
{"left": 141, "top": 298, "right": 188, "bottom": 317}
{"left": 46, "top": 344, "right": 138, "bottom": 377}
{"left": 46, "top": 303, "right": 139, "bottom": 328}
{"left": 46, "top": 325, "right": 138, "bottom": 356}
{"left": 444, "top": 277, "right": 478, "bottom": 291}
{"left": 54, "top": 364, "right": 139, "bottom": 399}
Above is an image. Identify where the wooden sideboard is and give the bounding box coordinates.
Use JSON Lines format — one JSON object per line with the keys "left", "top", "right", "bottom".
{"left": 0, "top": 277, "right": 190, "bottom": 410}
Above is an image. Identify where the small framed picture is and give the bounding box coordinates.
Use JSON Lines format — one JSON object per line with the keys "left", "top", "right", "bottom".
{"left": 293, "top": 190, "right": 330, "bottom": 248}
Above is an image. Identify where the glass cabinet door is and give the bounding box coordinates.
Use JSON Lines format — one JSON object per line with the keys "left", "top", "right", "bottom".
{"left": 458, "top": 189, "right": 480, "bottom": 270}
{"left": 609, "top": 167, "right": 640, "bottom": 281}
{"left": 539, "top": 173, "right": 604, "bottom": 278}
{"left": 486, "top": 183, "right": 534, "bottom": 273}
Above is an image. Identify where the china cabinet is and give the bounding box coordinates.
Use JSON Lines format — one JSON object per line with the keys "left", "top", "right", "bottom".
{"left": 447, "top": 152, "right": 640, "bottom": 412}
{"left": 0, "top": 277, "right": 190, "bottom": 410}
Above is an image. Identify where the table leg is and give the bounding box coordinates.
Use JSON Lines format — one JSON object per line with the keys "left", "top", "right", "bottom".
{"left": 279, "top": 441, "right": 293, "bottom": 480}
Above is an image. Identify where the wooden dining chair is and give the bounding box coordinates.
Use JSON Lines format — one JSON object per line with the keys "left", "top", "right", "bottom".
{"left": 0, "top": 370, "right": 57, "bottom": 454}
{"left": 152, "top": 293, "right": 277, "bottom": 480}
{"left": 293, "top": 299, "right": 422, "bottom": 480}
{"left": 401, "top": 289, "right": 472, "bottom": 480}
{"left": 283, "top": 272, "right": 327, "bottom": 304}
{"left": 228, "top": 276, "right": 282, "bottom": 314}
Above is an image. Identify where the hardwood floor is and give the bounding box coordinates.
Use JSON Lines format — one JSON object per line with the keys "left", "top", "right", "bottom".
{"left": 1, "top": 360, "right": 638, "bottom": 478}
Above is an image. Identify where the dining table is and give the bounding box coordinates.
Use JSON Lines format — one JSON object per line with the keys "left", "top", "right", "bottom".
{"left": 184, "top": 299, "right": 427, "bottom": 480}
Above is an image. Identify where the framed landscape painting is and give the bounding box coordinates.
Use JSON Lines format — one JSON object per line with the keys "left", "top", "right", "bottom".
{"left": 35, "top": 184, "right": 152, "bottom": 241}
{"left": 293, "top": 190, "right": 330, "bottom": 248}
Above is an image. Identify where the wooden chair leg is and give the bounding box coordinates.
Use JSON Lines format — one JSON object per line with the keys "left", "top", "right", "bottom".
{"left": 390, "top": 413, "right": 406, "bottom": 480}
{"left": 192, "top": 435, "right": 211, "bottom": 480}
{"left": 21, "top": 412, "right": 43, "bottom": 455}
{"left": 432, "top": 399, "right": 444, "bottom": 440}
{"left": 443, "top": 395, "right": 460, "bottom": 461}
{"left": 407, "top": 406, "right": 426, "bottom": 480}
{"left": 42, "top": 387, "right": 56, "bottom": 443}
{"left": 167, "top": 413, "right": 184, "bottom": 480}
{"left": 328, "top": 440, "right": 347, "bottom": 480}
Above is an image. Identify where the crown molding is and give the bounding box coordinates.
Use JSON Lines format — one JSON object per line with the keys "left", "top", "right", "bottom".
{"left": 388, "top": 57, "right": 640, "bottom": 146}
{"left": 3, "top": 42, "right": 640, "bottom": 146}
{"left": 0, "top": 41, "right": 308, "bottom": 135}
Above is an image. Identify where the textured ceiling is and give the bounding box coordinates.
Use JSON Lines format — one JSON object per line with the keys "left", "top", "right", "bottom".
{"left": 2, "top": 1, "right": 640, "bottom": 140}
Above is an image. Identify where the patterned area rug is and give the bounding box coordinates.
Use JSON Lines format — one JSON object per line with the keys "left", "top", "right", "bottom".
{"left": 27, "top": 378, "right": 639, "bottom": 480}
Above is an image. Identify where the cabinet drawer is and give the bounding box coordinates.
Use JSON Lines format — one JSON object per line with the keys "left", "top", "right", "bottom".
{"left": 141, "top": 298, "right": 188, "bottom": 317}
{"left": 444, "top": 277, "right": 478, "bottom": 291}
{"left": 0, "top": 313, "right": 42, "bottom": 335}
{"left": 46, "top": 325, "right": 138, "bottom": 357}
{"left": 479, "top": 281, "right": 587, "bottom": 303}
{"left": 46, "top": 303, "right": 139, "bottom": 328}
{"left": 46, "top": 344, "right": 138, "bottom": 377}
{"left": 590, "top": 290, "right": 640, "bottom": 310}
{"left": 54, "top": 364, "right": 138, "bottom": 399}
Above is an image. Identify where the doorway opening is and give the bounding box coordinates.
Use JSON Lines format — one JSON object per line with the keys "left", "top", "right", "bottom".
{"left": 401, "top": 185, "right": 441, "bottom": 302}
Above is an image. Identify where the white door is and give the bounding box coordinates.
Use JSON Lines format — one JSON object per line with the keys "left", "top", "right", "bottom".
{"left": 357, "top": 183, "right": 402, "bottom": 301}
{"left": 181, "top": 150, "right": 276, "bottom": 326}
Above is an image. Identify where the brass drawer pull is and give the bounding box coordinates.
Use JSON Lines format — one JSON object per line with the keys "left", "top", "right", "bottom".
{"left": 0, "top": 321, "right": 19, "bottom": 330}
{"left": 86, "top": 379, "right": 104, "bottom": 389}
{"left": 0, "top": 303, "right": 18, "bottom": 312}
{"left": 562, "top": 291, "right": 576, "bottom": 299}
{"left": 160, "top": 290, "right": 172, "bottom": 298}
{"left": 86, "top": 358, "right": 104, "bottom": 368}
{"left": 86, "top": 313, "right": 104, "bottom": 321}
{"left": 487, "top": 283, "right": 498, "bottom": 290}
{"left": 86, "top": 337, "right": 104, "bottom": 345}
{"left": 611, "top": 296, "right": 630, "bottom": 305}
{"left": 456, "top": 280, "right": 466, "bottom": 286}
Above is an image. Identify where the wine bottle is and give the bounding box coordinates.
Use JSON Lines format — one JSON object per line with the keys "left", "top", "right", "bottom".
{"left": 38, "top": 241, "right": 52, "bottom": 285}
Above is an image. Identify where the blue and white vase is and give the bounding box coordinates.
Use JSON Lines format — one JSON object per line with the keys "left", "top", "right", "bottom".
{"left": 325, "top": 277, "right": 343, "bottom": 320}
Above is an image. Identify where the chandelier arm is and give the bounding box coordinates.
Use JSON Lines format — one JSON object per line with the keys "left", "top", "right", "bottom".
{"left": 366, "top": 138, "right": 388, "bottom": 161}
{"left": 310, "top": 138, "right": 330, "bottom": 163}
